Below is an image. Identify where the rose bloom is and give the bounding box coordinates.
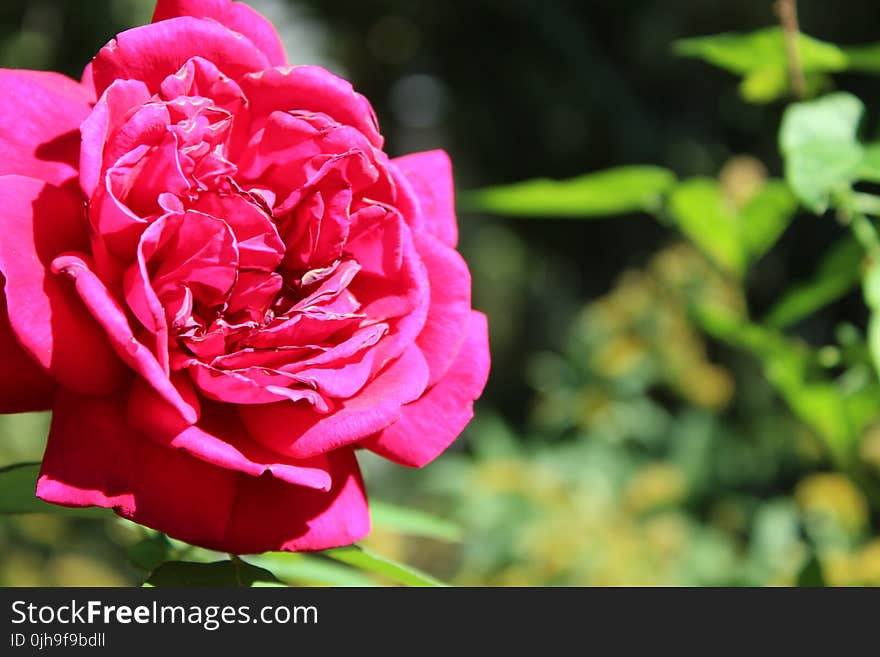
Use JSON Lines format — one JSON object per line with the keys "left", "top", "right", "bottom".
{"left": 0, "top": 0, "right": 489, "bottom": 553}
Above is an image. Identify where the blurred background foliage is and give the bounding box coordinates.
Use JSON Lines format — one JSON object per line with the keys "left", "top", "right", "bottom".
{"left": 4, "top": 0, "right": 880, "bottom": 586}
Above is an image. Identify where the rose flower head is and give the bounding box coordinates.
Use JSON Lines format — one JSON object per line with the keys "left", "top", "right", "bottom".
{"left": 0, "top": 0, "right": 489, "bottom": 553}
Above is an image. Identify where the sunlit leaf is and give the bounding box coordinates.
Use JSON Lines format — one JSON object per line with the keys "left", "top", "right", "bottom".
{"left": 324, "top": 545, "right": 446, "bottom": 587}
{"left": 740, "top": 181, "right": 798, "bottom": 260}
{"left": 462, "top": 166, "right": 675, "bottom": 217}
{"left": 668, "top": 178, "right": 745, "bottom": 276}
{"left": 842, "top": 43, "right": 880, "bottom": 73}
{"left": 779, "top": 92, "right": 865, "bottom": 213}
{"left": 371, "top": 501, "right": 462, "bottom": 542}
{"left": 0, "top": 462, "right": 108, "bottom": 517}
{"left": 764, "top": 236, "right": 863, "bottom": 328}
{"left": 674, "top": 28, "right": 846, "bottom": 102}
{"left": 248, "top": 552, "right": 378, "bottom": 587}
{"left": 145, "top": 559, "right": 282, "bottom": 587}
{"left": 695, "top": 305, "right": 871, "bottom": 464}
{"left": 858, "top": 143, "right": 880, "bottom": 182}
{"left": 674, "top": 28, "right": 847, "bottom": 75}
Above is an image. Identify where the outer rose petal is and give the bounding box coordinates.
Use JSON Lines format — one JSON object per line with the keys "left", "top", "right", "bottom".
{"left": 363, "top": 311, "right": 490, "bottom": 468}
{"left": 127, "top": 377, "right": 333, "bottom": 490}
{"left": 393, "top": 150, "right": 458, "bottom": 247}
{"left": 0, "top": 176, "right": 125, "bottom": 396}
{"left": 91, "top": 16, "right": 270, "bottom": 96}
{"left": 50, "top": 254, "right": 196, "bottom": 423}
{"left": 240, "top": 345, "right": 429, "bottom": 459}
{"left": 414, "top": 232, "right": 472, "bottom": 386}
{"left": 0, "top": 287, "right": 55, "bottom": 412}
{"left": 0, "top": 69, "right": 94, "bottom": 187}
{"left": 152, "top": 0, "right": 287, "bottom": 66}
{"left": 37, "top": 391, "right": 369, "bottom": 553}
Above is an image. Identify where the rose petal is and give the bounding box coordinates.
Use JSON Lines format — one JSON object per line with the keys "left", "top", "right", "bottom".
{"left": 0, "top": 176, "right": 125, "bottom": 395}
{"left": 239, "top": 66, "right": 383, "bottom": 149}
{"left": 392, "top": 150, "right": 458, "bottom": 247}
{"left": 79, "top": 79, "right": 152, "bottom": 198}
{"left": 363, "top": 311, "right": 490, "bottom": 467}
{"left": 0, "top": 286, "right": 55, "bottom": 412}
{"left": 153, "top": 0, "right": 287, "bottom": 67}
{"left": 240, "top": 344, "right": 429, "bottom": 458}
{"left": 91, "top": 16, "right": 270, "bottom": 96}
{"left": 37, "top": 390, "right": 368, "bottom": 553}
{"left": 50, "top": 253, "right": 196, "bottom": 423}
{"left": 127, "top": 376, "right": 332, "bottom": 490}
{"left": 414, "top": 232, "right": 472, "bottom": 386}
{"left": 186, "top": 360, "right": 330, "bottom": 409}
{"left": 191, "top": 191, "right": 284, "bottom": 271}
{"left": 0, "top": 70, "right": 94, "bottom": 187}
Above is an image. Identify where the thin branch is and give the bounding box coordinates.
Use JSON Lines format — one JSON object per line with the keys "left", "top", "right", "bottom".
{"left": 776, "top": 0, "right": 806, "bottom": 99}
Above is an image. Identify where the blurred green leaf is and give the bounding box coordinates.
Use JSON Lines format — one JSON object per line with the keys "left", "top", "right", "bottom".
{"left": 842, "top": 43, "right": 880, "bottom": 73}
{"left": 695, "top": 306, "right": 873, "bottom": 464}
{"left": 462, "top": 166, "right": 675, "bottom": 217}
{"left": 0, "top": 463, "right": 108, "bottom": 518}
{"left": 863, "top": 259, "right": 880, "bottom": 378}
{"left": 145, "top": 559, "right": 282, "bottom": 587}
{"left": 858, "top": 143, "right": 880, "bottom": 182}
{"left": 127, "top": 534, "right": 172, "bottom": 572}
{"left": 796, "top": 554, "right": 826, "bottom": 587}
{"left": 674, "top": 28, "right": 846, "bottom": 103}
{"left": 324, "top": 545, "right": 446, "bottom": 587}
{"left": 764, "top": 236, "right": 863, "bottom": 328}
{"left": 740, "top": 181, "right": 798, "bottom": 260}
{"left": 780, "top": 92, "right": 865, "bottom": 213}
{"left": 668, "top": 179, "right": 745, "bottom": 276}
{"left": 667, "top": 179, "right": 795, "bottom": 277}
{"left": 371, "top": 501, "right": 462, "bottom": 542}
{"left": 248, "top": 552, "right": 378, "bottom": 587}
{"left": 674, "top": 28, "right": 846, "bottom": 75}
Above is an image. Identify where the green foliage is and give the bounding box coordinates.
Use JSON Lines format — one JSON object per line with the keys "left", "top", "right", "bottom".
{"left": 370, "top": 501, "right": 463, "bottom": 542}
{"left": 764, "top": 236, "right": 863, "bottom": 328}
{"left": 248, "top": 552, "right": 379, "bottom": 587}
{"left": 674, "top": 28, "right": 846, "bottom": 103}
{"left": 145, "top": 559, "right": 283, "bottom": 587}
{"left": 461, "top": 166, "right": 676, "bottom": 217}
{"left": 0, "top": 463, "right": 107, "bottom": 518}
{"left": 780, "top": 93, "right": 866, "bottom": 213}
{"left": 323, "top": 545, "right": 446, "bottom": 587}
{"left": 667, "top": 178, "right": 796, "bottom": 277}
{"left": 673, "top": 28, "right": 880, "bottom": 104}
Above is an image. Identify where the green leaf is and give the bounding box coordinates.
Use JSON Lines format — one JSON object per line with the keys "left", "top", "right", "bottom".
{"left": 796, "top": 554, "right": 826, "bottom": 587}
{"left": 695, "top": 305, "right": 871, "bottom": 464}
{"left": 674, "top": 28, "right": 847, "bottom": 103}
{"left": 842, "top": 43, "right": 880, "bottom": 73}
{"left": 127, "top": 534, "right": 172, "bottom": 571}
{"left": 248, "top": 552, "right": 378, "bottom": 587}
{"left": 858, "top": 143, "right": 880, "bottom": 182}
{"left": 674, "top": 28, "right": 847, "bottom": 75}
{"left": 370, "top": 501, "right": 462, "bottom": 542}
{"left": 0, "top": 463, "right": 109, "bottom": 518}
{"left": 779, "top": 92, "right": 866, "bottom": 213}
{"left": 740, "top": 181, "right": 798, "bottom": 261}
{"left": 764, "top": 236, "right": 863, "bottom": 328}
{"left": 145, "top": 559, "right": 283, "bottom": 587}
{"left": 323, "top": 545, "right": 446, "bottom": 587}
{"left": 461, "top": 166, "right": 675, "bottom": 218}
{"left": 668, "top": 179, "right": 745, "bottom": 276}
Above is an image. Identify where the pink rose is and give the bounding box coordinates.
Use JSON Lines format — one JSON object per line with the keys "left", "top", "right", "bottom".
{"left": 0, "top": 0, "right": 489, "bottom": 553}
